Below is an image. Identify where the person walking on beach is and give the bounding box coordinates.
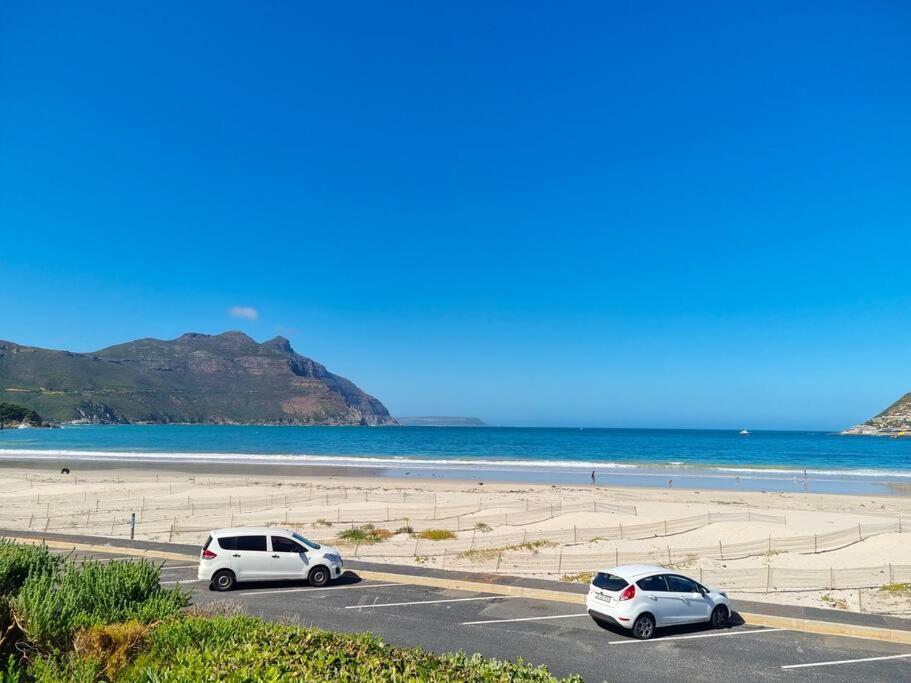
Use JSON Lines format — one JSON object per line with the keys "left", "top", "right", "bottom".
{"left": 591, "top": 470, "right": 596, "bottom": 485}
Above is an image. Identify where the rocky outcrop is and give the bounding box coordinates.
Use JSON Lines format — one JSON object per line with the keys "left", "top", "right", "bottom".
{"left": 0, "top": 332, "right": 396, "bottom": 426}
{"left": 843, "top": 393, "right": 911, "bottom": 436}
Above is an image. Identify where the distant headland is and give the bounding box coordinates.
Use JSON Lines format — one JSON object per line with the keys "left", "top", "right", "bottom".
{"left": 842, "top": 392, "right": 911, "bottom": 436}
{"left": 0, "top": 332, "right": 396, "bottom": 426}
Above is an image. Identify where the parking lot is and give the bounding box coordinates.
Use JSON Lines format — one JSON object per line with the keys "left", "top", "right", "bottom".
{"left": 49, "top": 546, "right": 911, "bottom": 682}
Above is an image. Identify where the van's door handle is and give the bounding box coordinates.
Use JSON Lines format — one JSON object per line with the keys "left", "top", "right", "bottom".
{"left": 232, "top": 554, "right": 241, "bottom": 558}
{"left": 272, "top": 554, "right": 280, "bottom": 558}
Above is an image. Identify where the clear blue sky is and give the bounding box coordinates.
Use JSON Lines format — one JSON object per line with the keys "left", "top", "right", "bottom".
{"left": 1, "top": 2, "right": 909, "bottom": 429}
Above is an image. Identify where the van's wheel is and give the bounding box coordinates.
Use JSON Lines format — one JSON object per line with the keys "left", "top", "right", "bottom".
{"left": 309, "top": 566, "right": 330, "bottom": 588}
{"left": 211, "top": 569, "right": 235, "bottom": 592}
{"left": 632, "top": 613, "right": 655, "bottom": 640}
{"left": 711, "top": 605, "right": 729, "bottom": 628}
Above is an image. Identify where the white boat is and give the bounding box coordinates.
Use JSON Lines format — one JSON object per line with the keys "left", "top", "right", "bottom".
{"left": 739, "top": 429, "right": 750, "bottom": 436}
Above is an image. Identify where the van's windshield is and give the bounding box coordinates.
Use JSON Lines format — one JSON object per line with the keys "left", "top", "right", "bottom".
{"left": 292, "top": 532, "right": 321, "bottom": 550}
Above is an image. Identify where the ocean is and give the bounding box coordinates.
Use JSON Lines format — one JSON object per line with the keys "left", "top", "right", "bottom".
{"left": 1, "top": 425, "right": 910, "bottom": 495}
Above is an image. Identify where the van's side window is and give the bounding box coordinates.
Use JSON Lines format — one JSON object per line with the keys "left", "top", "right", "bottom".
{"left": 218, "top": 536, "right": 238, "bottom": 550}
{"left": 272, "top": 536, "right": 304, "bottom": 553}
{"left": 235, "top": 535, "right": 267, "bottom": 552}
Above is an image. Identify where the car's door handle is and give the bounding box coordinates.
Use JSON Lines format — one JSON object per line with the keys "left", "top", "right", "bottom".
{"left": 272, "top": 554, "right": 280, "bottom": 558}
{"left": 232, "top": 554, "right": 241, "bottom": 558}
{"left": 649, "top": 595, "right": 658, "bottom": 601}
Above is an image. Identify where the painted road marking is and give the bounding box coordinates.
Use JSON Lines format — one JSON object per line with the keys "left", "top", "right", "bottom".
{"left": 781, "top": 653, "right": 911, "bottom": 670}
{"left": 608, "top": 628, "right": 786, "bottom": 644}
{"left": 463, "top": 613, "right": 589, "bottom": 625}
{"left": 346, "top": 595, "right": 518, "bottom": 610}
{"left": 236, "top": 582, "right": 402, "bottom": 596}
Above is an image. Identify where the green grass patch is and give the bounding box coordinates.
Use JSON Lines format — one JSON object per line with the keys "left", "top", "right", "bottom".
{"left": 336, "top": 524, "right": 392, "bottom": 543}
{"left": 457, "top": 540, "right": 557, "bottom": 561}
{"left": 417, "top": 529, "right": 456, "bottom": 541}
{"left": 879, "top": 582, "right": 911, "bottom": 595}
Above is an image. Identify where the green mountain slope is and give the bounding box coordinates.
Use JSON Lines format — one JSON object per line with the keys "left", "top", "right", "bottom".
{"left": 0, "top": 332, "right": 396, "bottom": 425}
{"left": 843, "top": 392, "right": 911, "bottom": 436}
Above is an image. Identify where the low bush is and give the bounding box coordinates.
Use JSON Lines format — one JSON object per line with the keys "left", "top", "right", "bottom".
{"left": 474, "top": 522, "right": 493, "bottom": 533}
{"left": 117, "top": 615, "right": 580, "bottom": 682}
{"left": 0, "top": 541, "right": 60, "bottom": 597}
{"left": 337, "top": 524, "right": 392, "bottom": 543}
{"left": 12, "top": 559, "right": 188, "bottom": 653}
{"left": 418, "top": 529, "right": 456, "bottom": 541}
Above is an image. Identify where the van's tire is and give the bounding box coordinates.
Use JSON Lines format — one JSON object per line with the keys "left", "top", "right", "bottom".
{"left": 211, "top": 569, "right": 236, "bottom": 592}
{"left": 632, "top": 613, "right": 656, "bottom": 640}
{"left": 308, "top": 565, "right": 331, "bottom": 588}
{"left": 711, "top": 605, "right": 729, "bottom": 628}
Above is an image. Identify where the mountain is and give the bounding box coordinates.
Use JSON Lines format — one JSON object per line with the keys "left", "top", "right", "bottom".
{"left": 396, "top": 416, "right": 488, "bottom": 427}
{"left": 0, "top": 332, "right": 396, "bottom": 426}
{"left": 843, "top": 393, "right": 911, "bottom": 436}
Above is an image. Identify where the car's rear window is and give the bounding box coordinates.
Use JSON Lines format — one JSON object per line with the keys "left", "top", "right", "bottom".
{"left": 592, "top": 572, "right": 628, "bottom": 591}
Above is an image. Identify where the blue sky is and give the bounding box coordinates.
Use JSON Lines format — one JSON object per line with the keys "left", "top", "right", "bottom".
{"left": 1, "top": 2, "right": 909, "bottom": 429}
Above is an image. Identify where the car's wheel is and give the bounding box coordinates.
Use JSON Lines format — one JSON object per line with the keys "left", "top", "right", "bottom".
{"left": 211, "top": 569, "right": 235, "bottom": 592}
{"left": 710, "top": 605, "right": 729, "bottom": 628}
{"left": 632, "top": 613, "right": 656, "bottom": 640}
{"left": 309, "top": 565, "right": 331, "bottom": 588}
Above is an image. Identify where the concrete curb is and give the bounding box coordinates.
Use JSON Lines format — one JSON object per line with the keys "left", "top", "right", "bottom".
{"left": 8, "top": 535, "right": 911, "bottom": 646}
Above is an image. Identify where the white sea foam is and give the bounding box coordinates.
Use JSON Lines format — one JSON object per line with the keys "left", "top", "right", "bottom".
{"left": 0, "top": 449, "right": 637, "bottom": 471}
{"left": 714, "top": 466, "right": 911, "bottom": 479}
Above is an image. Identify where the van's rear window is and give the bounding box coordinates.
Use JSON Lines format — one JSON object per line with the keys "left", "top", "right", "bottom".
{"left": 592, "top": 573, "right": 628, "bottom": 591}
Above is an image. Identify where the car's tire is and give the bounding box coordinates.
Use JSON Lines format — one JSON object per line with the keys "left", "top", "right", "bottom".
{"left": 309, "top": 565, "right": 331, "bottom": 588}
{"left": 211, "top": 569, "right": 236, "bottom": 592}
{"left": 632, "top": 613, "right": 656, "bottom": 640}
{"left": 710, "top": 605, "right": 729, "bottom": 628}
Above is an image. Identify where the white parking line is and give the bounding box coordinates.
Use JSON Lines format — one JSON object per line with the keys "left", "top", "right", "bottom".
{"left": 237, "top": 582, "right": 402, "bottom": 596}
{"left": 608, "top": 628, "right": 785, "bottom": 644}
{"left": 463, "top": 613, "right": 589, "bottom": 625}
{"left": 781, "top": 653, "right": 911, "bottom": 670}
{"left": 346, "top": 595, "right": 517, "bottom": 610}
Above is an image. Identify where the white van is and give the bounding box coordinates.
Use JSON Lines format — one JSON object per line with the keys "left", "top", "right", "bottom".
{"left": 198, "top": 527, "right": 344, "bottom": 591}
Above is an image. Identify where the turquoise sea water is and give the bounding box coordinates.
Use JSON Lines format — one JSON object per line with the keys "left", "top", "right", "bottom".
{"left": 2, "top": 425, "right": 910, "bottom": 495}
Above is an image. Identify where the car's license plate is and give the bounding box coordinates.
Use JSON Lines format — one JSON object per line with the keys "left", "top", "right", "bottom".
{"left": 595, "top": 593, "right": 612, "bottom": 603}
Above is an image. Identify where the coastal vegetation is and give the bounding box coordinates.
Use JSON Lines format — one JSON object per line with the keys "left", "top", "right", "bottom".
{"left": 0, "top": 540, "right": 575, "bottom": 682}
{"left": 0, "top": 403, "right": 44, "bottom": 429}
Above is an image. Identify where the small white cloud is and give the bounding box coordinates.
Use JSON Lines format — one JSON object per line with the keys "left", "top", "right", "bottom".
{"left": 228, "top": 306, "right": 259, "bottom": 321}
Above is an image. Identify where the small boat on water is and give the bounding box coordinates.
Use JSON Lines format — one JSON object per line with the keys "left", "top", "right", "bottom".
{"left": 739, "top": 429, "right": 750, "bottom": 436}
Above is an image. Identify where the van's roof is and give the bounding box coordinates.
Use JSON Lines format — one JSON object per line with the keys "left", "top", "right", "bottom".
{"left": 211, "top": 527, "right": 294, "bottom": 536}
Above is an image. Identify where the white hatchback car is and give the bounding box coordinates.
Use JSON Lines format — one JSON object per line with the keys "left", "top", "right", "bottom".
{"left": 586, "top": 564, "right": 731, "bottom": 639}
{"left": 198, "top": 527, "right": 344, "bottom": 591}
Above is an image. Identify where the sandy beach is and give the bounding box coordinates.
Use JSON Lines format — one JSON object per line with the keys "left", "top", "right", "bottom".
{"left": 1, "top": 460, "right": 910, "bottom": 617}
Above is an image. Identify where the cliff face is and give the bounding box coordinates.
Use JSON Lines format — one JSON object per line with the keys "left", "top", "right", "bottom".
{"left": 0, "top": 332, "right": 396, "bottom": 426}
{"left": 843, "top": 392, "right": 911, "bottom": 436}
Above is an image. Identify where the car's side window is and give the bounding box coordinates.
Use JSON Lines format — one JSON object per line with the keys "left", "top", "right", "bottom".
{"left": 235, "top": 535, "right": 267, "bottom": 552}
{"left": 666, "top": 575, "right": 698, "bottom": 593}
{"left": 637, "top": 575, "right": 669, "bottom": 592}
{"left": 218, "top": 536, "right": 238, "bottom": 550}
{"left": 272, "top": 536, "right": 304, "bottom": 553}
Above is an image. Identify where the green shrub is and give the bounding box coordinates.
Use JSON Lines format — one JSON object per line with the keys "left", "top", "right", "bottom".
{"left": 337, "top": 525, "right": 392, "bottom": 543}
{"left": 0, "top": 655, "right": 25, "bottom": 683}
{"left": 119, "top": 615, "right": 580, "bottom": 682}
{"left": 418, "top": 529, "right": 456, "bottom": 541}
{"left": 12, "top": 559, "right": 188, "bottom": 652}
{"left": 0, "top": 541, "right": 60, "bottom": 597}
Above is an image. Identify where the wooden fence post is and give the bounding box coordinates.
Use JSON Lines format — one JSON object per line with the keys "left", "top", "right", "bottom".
{"left": 814, "top": 535, "right": 817, "bottom": 553}
{"left": 719, "top": 541, "right": 724, "bottom": 560}
{"left": 664, "top": 520, "right": 668, "bottom": 536}
{"left": 766, "top": 565, "right": 771, "bottom": 593}
{"left": 495, "top": 552, "right": 502, "bottom": 572}
{"left": 666, "top": 545, "right": 671, "bottom": 565}
{"left": 573, "top": 526, "right": 577, "bottom": 543}
{"left": 829, "top": 567, "right": 834, "bottom": 589}
{"left": 441, "top": 549, "right": 446, "bottom": 570}
{"left": 619, "top": 522, "right": 623, "bottom": 540}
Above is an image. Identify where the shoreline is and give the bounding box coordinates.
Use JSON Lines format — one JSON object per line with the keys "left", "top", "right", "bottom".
{"left": 2, "top": 450, "right": 911, "bottom": 497}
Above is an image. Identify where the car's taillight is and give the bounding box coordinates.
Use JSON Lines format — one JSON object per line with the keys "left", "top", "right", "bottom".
{"left": 619, "top": 584, "right": 636, "bottom": 601}
{"left": 201, "top": 548, "right": 217, "bottom": 560}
